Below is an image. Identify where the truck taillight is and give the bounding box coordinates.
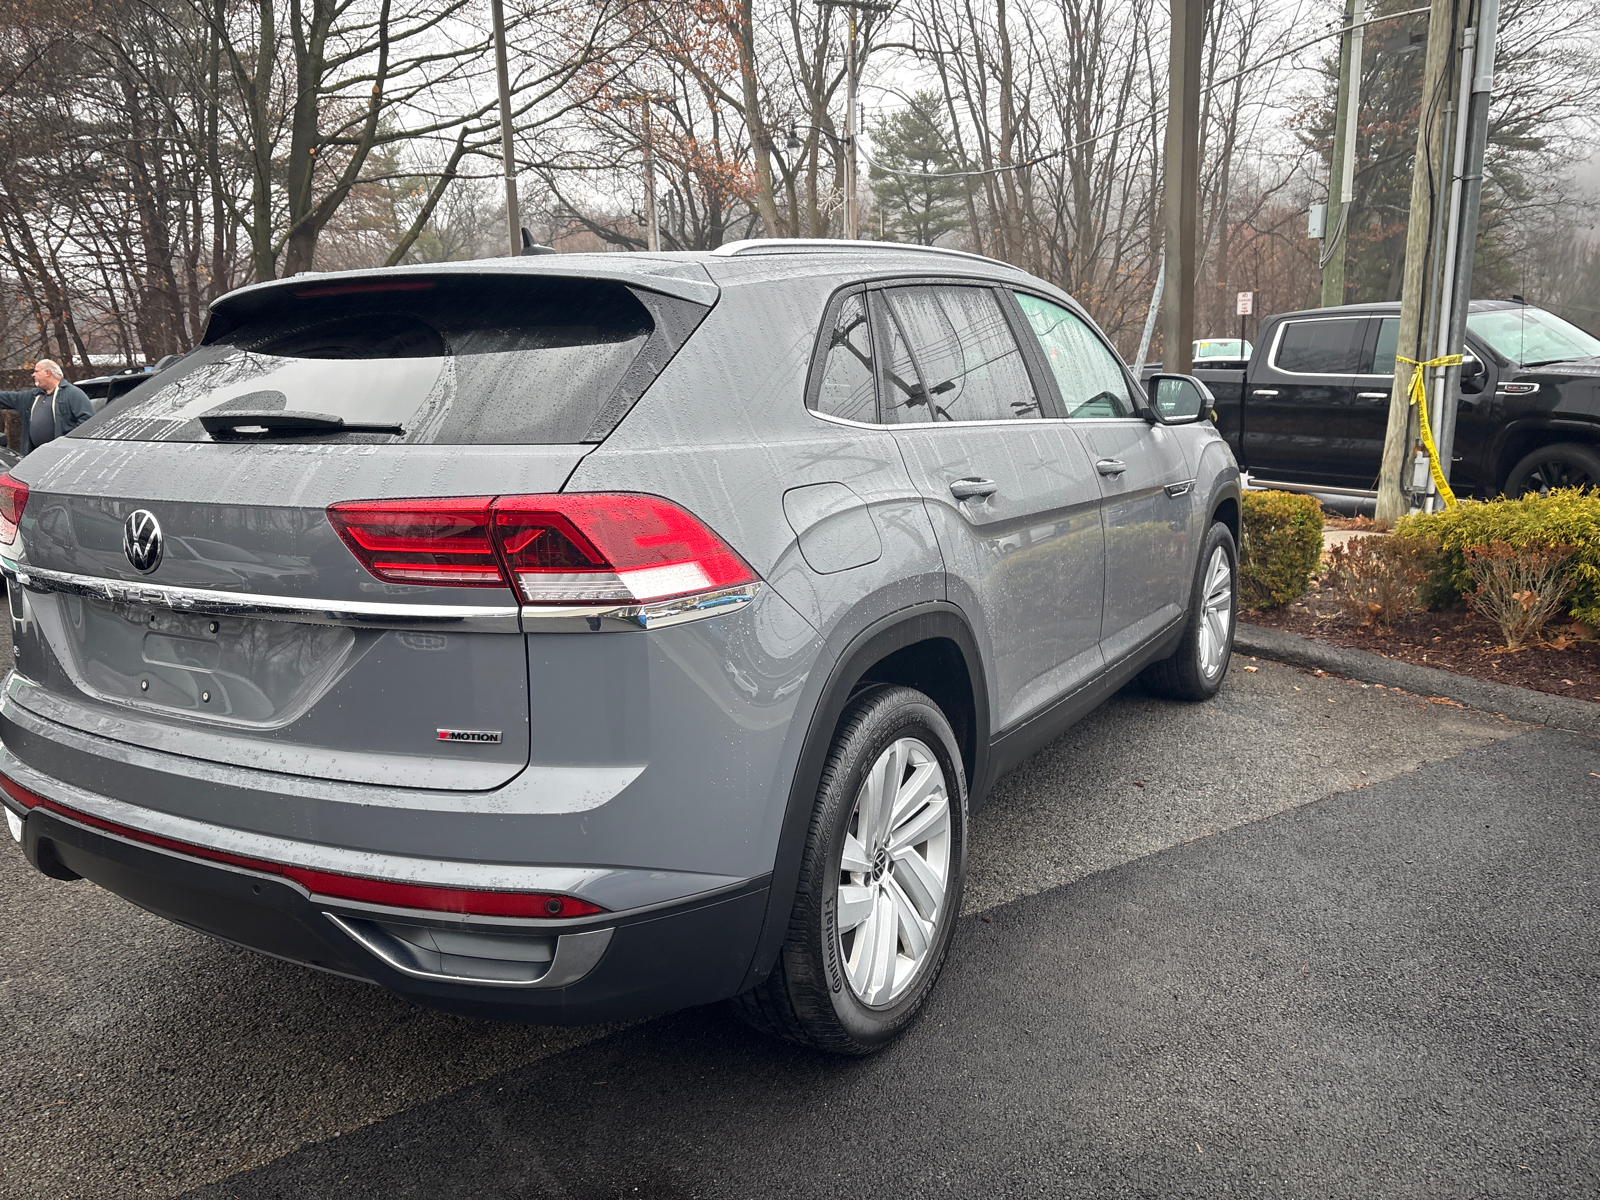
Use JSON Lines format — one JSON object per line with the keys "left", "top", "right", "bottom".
{"left": 328, "top": 493, "right": 758, "bottom": 606}
{"left": 0, "top": 473, "right": 28, "bottom": 546}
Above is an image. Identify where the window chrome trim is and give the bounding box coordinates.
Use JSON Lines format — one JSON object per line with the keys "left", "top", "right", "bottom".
{"left": 3, "top": 562, "right": 522, "bottom": 633}
{"left": 518, "top": 582, "right": 761, "bottom": 632}
{"left": 1267, "top": 316, "right": 1368, "bottom": 378}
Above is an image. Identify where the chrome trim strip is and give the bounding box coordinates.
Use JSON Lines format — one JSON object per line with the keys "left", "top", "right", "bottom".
{"left": 518, "top": 582, "right": 761, "bottom": 632}
{"left": 326, "top": 915, "right": 614, "bottom": 990}
{"left": 3, "top": 563, "right": 522, "bottom": 633}
{"left": 1164, "top": 479, "right": 1195, "bottom": 497}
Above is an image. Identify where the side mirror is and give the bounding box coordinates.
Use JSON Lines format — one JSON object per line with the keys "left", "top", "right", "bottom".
{"left": 1145, "top": 374, "right": 1212, "bottom": 425}
{"left": 1461, "top": 354, "right": 1485, "bottom": 380}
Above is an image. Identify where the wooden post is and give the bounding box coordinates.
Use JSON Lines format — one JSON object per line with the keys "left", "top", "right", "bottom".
{"left": 1374, "top": 0, "right": 1457, "bottom": 522}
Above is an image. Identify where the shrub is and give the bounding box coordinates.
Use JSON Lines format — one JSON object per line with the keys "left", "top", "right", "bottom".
{"left": 1395, "top": 488, "right": 1600, "bottom": 624}
{"left": 1464, "top": 541, "right": 1577, "bottom": 650}
{"left": 1239, "top": 489, "right": 1324, "bottom": 609}
{"left": 1323, "top": 534, "right": 1439, "bottom": 630}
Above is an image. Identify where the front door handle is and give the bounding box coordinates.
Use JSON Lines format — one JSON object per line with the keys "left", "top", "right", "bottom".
{"left": 1095, "top": 458, "right": 1126, "bottom": 477}
{"left": 1250, "top": 389, "right": 1279, "bottom": 397}
{"left": 1356, "top": 391, "right": 1388, "bottom": 400}
{"left": 949, "top": 477, "right": 998, "bottom": 500}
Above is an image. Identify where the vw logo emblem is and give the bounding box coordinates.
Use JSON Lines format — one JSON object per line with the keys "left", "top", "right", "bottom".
{"left": 123, "top": 510, "right": 163, "bottom": 574}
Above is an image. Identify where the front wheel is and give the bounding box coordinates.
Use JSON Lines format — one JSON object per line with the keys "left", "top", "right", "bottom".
{"left": 1141, "top": 520, "right": 1237, "bottom": 702}
{"left": 732, "top": 685, "right": 967, "bottom": 1055}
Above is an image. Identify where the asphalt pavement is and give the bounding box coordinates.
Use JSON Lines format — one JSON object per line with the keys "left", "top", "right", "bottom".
{"left": 3, "top": 635, "right": 1595, "bottom": 1198}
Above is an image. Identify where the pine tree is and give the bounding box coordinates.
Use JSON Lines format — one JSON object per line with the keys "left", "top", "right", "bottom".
{"left": 867, "top": 92, "right": 964, "bottom": 246}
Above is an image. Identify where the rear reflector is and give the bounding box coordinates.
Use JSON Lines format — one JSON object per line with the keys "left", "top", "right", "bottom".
{"left": 0, "top": 473, "right": 28, "bottom": 546}
{"left": 0, "top": 772, "right": 605, "bottom": 919}
{"left": 329, "top": 493, "right": 758, "bottom": 606}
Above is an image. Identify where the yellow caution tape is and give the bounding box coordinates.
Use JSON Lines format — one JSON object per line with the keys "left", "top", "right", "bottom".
{"left": 1396, "top": 354, "right": 1461, "bottom": 508}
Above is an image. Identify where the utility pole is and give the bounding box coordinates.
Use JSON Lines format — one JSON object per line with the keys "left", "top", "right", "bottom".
{"left": 1434, "top": 0, "right": 1500, "bottom": 487}
{"left": 1321, "top": 0, "right": 1366, "bottom": 307}
{"left": 1374, "top": 0, "right": 1457, "bottom": 521}
{"left": 490, "top": 0, "right": 520, "bottom": 257}
{"left": 1161, "top": 0, "right": 1204, "bottom": 374}
{"left": 845, "top": 14, "right": 857, "bottom": 239}
{"left": 816, "top": 0, "right": 889, "bottom": 240}
{"left": 642, "top": 96, "right": 660, "bottom": 252}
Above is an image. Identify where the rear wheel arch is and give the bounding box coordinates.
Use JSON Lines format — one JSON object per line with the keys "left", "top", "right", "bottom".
{"left": 739, "top": 603, "right": 989, "bottom": 993}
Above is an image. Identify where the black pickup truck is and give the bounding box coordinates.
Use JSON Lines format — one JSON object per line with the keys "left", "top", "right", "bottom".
{"left": 1167, "top": 299, "right": 1600, "bottom": 498}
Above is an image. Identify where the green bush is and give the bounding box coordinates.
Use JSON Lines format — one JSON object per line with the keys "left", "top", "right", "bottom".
{"left": 1395, "top": 488, "right": 1600, "bottom": 624}
{"left": 1239, "top": 489, "right": 1325, "bottom": 609}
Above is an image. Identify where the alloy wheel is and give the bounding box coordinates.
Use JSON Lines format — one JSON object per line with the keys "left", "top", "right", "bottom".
{"left": 1524, "top": 457, "right": 1594, "bottom": 496}
{"left": 835, "top": 737, "right": 952, "bottom": 1008}
{"left": 1197, "top": 545, "right": 1233, "bottom": 679}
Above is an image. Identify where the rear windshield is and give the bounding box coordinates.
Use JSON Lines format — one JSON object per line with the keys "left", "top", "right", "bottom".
{"left": 75, "top": 276, "right": 670, "bottom": 446}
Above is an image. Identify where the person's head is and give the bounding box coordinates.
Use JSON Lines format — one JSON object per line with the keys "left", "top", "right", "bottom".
{"left": 31, "top": 360, "right": 63, "bottom": 390}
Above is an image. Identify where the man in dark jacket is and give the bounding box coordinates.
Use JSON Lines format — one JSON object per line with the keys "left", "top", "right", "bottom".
{"left": 0, "top": 359, "right": 96, "bottom": 454}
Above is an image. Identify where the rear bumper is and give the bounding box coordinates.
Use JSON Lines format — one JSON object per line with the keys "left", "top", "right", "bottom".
{"left": 4, "top": 783, "right": 769, "bottom": 1024}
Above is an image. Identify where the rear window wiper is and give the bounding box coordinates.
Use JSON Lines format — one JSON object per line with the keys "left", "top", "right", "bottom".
{"left": 198, "top": 410, "right": 404, "bottom": 437}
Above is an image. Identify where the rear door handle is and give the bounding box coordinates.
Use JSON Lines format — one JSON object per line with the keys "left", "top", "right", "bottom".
{"left": 949, "top": 477, "right": 998, "bottom": 500}
{"left": 1356, "top": 391, "right": 1388, "bottom": 399}
{"left": 1095, "top": 458, "right": 1126, "bottom": 477}
{"left": 1250, "top": 389, "right": 1279, "bottom": 397}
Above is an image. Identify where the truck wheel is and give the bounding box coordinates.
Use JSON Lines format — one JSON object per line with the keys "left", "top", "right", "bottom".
{"left": 732, "top": 685, "right": 966, "bottom": 1055}
{"left": 1505, "top": 443, "right": 1600, "bottom": 497}
{"left": 1141, "top": 520, "right": 1237, "bottom": 702}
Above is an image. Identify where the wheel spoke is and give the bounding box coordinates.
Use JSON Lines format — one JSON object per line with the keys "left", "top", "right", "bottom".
{"left": 865, "top": 890, "right": 899, "bottom": 1003}
{"left": 888, "top": 755, "right": 941, "bottom": 833}
{"left": 865, "top": 740, "right": 903, "bottom": 846}
{"left": 885, "top": 873, "right": 931, "bottom": 962}
{"left": 886, "top": 794, "right": 950, "bottom": 855}
{"left": 840, "top": 831, "right": 873, "bottom": 876}
{"left": 889, "top": 842, "right": 946, "bottom": 921}
{"left": 836, "top": 882, "right": 875, "bottom": 933}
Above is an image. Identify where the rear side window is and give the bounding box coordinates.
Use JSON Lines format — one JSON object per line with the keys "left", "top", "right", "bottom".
{"left": 1274, "top": 318, "right": 1365, "bottom": 374}
{"left": 75, "top": 277, "right": 702, "bottom": 445}
{"left": 876, "top": 286, "right": 1041, "bottom": 423}
{"left": 1369, "top": 317, "right": 1400, "bottom": 375}
{"left": 814, "top": 293, "right": 877, "bottom": 423}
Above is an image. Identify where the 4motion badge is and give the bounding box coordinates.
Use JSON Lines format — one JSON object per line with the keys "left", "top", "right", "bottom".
{"left": 437, "top": 729, "right": 502, "bottom": 744}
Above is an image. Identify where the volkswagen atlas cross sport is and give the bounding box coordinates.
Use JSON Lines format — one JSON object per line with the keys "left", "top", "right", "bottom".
{"left": 0, "top": 241, "right": 1240, "bottom": 1054}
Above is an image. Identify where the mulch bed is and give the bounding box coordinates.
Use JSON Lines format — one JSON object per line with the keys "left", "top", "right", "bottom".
{"left": 1245, "top": 574, "right": 1600, "bottom": 703}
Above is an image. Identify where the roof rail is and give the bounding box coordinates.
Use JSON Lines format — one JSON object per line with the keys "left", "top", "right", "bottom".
{"left": 710, "top": 238, "right": 1018, "bottom": 270}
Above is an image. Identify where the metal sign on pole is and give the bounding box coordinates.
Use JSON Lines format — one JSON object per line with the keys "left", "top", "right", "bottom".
{"left": 490, "top": 0, "right": 520, "bottom": 258}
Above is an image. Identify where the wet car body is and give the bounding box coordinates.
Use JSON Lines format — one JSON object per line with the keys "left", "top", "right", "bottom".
{"left": 1, "top": 244, "right": 1240, "bottom": 1034}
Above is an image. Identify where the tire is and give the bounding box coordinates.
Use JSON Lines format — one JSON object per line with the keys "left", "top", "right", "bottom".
{"left": 1504, "top": 443, "right": 1600, "bottom": 498}
{"left": 1141, "top": 520, "right": 1237, "bottom": 702}
{"left": 732, "top": 685, "right": 967, "bottom": 1055}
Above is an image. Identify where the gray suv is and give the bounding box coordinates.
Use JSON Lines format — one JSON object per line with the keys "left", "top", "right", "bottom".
{"left": 0, "top": 242, "right": 1239, "bottom": 1054}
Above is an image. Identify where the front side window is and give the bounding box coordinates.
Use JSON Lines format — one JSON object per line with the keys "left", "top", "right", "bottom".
{"left": 1013, "top": 292, "right": 1134, "bottom": 418}
{"left": 876, "top": 286, "right": 1041, "bottom": 424}
{"left": 1274, "top": 318, "right": 1365, "bottom": 374}
{"left": 814, "top": 293, "right": 877, "bottom": 422}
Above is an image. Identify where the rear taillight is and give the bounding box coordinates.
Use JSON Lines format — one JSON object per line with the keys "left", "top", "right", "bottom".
{"left": 0, "top": 473, "right": 28, "bottom": 546}
{"left": 327, "top": 497, "right": 501, "bottom": 587}
{"left": 328, "top": 493, "right": 758, "bottom": 606}
{"left": 0, "top": 771, "right": 605, "bottom": 919}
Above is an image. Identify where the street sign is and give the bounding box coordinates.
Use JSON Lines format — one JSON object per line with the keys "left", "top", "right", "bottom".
{"left": 1236, "top": 291, "right": 1254, "bottom": 317}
